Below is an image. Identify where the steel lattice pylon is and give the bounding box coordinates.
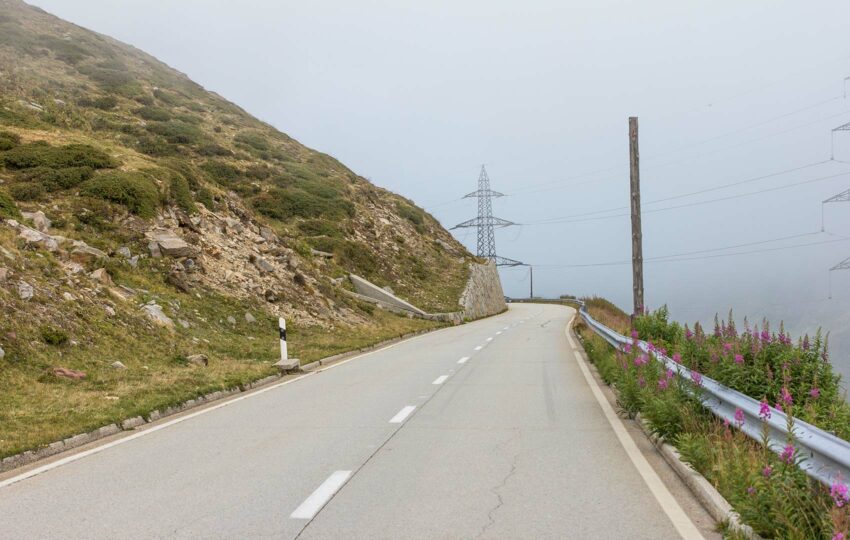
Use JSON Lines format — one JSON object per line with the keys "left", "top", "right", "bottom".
{"left": 452, "top": 166, "right": 523, "bottom": 267}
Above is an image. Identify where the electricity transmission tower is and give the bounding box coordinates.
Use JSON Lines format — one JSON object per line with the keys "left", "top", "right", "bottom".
{"left": 452, "top": 165, "right": 523, "bottom": 267}
{"left": 823, "top": 188, "right": 850, "bottom": 297}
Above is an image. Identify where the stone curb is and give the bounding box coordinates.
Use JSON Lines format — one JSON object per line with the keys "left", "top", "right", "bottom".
{"left": 570, "top": 318, "right": 759, "bottom": 539}
{"left": 0, "top": 319, "right": 473, "bottom": 475}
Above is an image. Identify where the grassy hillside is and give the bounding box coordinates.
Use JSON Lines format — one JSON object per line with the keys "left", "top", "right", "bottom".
{"left": 0, "top": 0, "right": 474, "bottom": 458}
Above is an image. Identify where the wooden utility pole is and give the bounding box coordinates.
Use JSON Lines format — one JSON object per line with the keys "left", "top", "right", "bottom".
{"left": 529, "top": 266, "right": 534, "bottom": 299}
{"left": 629, "top": 117, "right": 644, "bottom": 316}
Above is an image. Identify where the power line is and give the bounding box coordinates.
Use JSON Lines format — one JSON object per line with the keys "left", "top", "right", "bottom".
{"left": 527, "top": 169, "right": 850, "bottom": 226}
{"left": 532, "top": 233, "right": 849, "bottom": 269}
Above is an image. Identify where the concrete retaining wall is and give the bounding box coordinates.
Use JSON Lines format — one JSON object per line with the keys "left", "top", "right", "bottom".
{"left": 459, "top": 261, "right": 506, "bottom": 320}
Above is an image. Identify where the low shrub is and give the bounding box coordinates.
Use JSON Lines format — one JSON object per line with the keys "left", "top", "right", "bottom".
{"left": 78, "top": 95, "right": 118, "bottom": 110}
{"left": 201, "top": 160, "right": 241, "bottom": 186}
{"left": 19, "top": 166, "right": 94, "bottom": 191}
{"left": 146, "top": 120, "right": 202, "bottom": 145}
{"left": 2, "top": 142, "right": 116, "bottom": 170}
{"left": 9, "top": 182, "right": 45, "bottom": 201}
{"left": 298, "top": 219, "right": 342, "bottom": 237}
{"left": 40, "top": 326, "right": 69, "bottom": 346}
{"left": 395, "top": 201, "right": 425, "bottom": 229}
{"left": 169, "top": 173, "right": 196, "bottom": 214}
{"left": 0, "top": 130, "right": 21, "bottom": 150}
{"left": 0, "top": 189, "right": 21, "bottom": 219}
{"left": 197, "top": 143, "right": 232, "bottom": 157}
{"left": 252, "top": 187, "right": 354, "bottom": 221}
{"left": 81, "top": 171, "right": 160, "bottom": 218}
{"left": 234, "top": 130, "right": 270, "bottom": 152}
{"left": 134, "top": 106, "right": 171, "bottom": 121}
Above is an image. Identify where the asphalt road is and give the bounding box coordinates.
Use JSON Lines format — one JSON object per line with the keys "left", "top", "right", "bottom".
{"left": 0, "top": 303, "right": 719, "bottom": 539}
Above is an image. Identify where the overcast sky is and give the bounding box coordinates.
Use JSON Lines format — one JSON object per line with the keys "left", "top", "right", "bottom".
{"left": 29, "top": 0, "right": 850, "bottom": 385}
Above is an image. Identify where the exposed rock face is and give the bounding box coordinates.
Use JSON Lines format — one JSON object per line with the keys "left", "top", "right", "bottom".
{"left": 70, "top": 242, "right": 107, "bottom": 263}
{"left": 89, "top": 268, "right": 112, "bottom": 285}
{"left": 21, "top": 211, "right": 51, "bottom": 232}
{"left": 17, "top": 280, "right": 33, "bottom": 300}
{"left": 15, "top": 222, "right": 58, "bottom": 252}
{"left": 186, "top": 354, "right": 208, "bottom": 366}
{"left": 141, "top": 303, "right": 174, "bottom": 329}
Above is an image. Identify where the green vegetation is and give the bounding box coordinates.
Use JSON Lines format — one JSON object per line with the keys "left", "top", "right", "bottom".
{"left": 234, "top": 130, "right": 270, "bottom": 152}
{"left": 396, "top": 201, "right": 426, "bottom": 231}
{"left": 146, "top": 120, "right": 203, "bottom": 145}
{"left": 201, "top": 160, "right": 241, "bottom": 186}
{"left": 19, "top": 166, "right": 94, "bottom": 192}
{"left": 79, "top": 96, "right": 118, "bottom": 110}
{"left": 168, "top": 173, "right": 196, "bottom": 214}
{"left": 0, "top": 130, "right": 21, "bottom": 151}
{"left": 0, "top": 189, "right": 21, "bottom": 219}
{"left": 9, "top": 182, "right": 45, "bottom": 201}
{"left": 2, "top": 141, "right": 116, "bottom": 170}
{"left": 574, "top": 300, "right": 850, "bottom": 539}
{"left": 81, "top": 172, "right": 161, "bottom": 218}
{"left": 134, "top": 106, "right": 171, "bottom": 121}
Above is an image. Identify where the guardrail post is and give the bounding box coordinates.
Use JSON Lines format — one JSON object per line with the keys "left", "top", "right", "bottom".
{"left": 275, "top": 317, "right": 300, "bottom": 372}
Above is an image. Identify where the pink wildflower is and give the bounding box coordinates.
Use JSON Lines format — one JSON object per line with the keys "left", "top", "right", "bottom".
{"left": 831, "top": 481, "right": 848, "bottom": 508}
{"left": 780, "top": 387, "right": 793, "bottom": 406}
{"left": 623, "top": 343, "right": 632, "bottom": 354}
{"left": 781, "top": 444, "right": 795, "bottom": 465}
{"left": 809, "top": 387, "right": 821, "bottom": 399}
{"left": 690, "top": 371, "right": 703, "bottom": 387}
{"left": 657, "top": 378, "right": 669, "bottom": 391}
{"left": 759, "top": 401, "right": 771, "bottom": 420}
{"left": 833, "top": 533, "right": 845, "bottom": 540}
{"left": 802, "top": 335, "right": 810, "bottom": 350}
{"left": 762, "top": 465, "right": 773, "bottom": 478}
{"left": 734, "top": 354, "right": 744, "bottom": 364}
{"left": 747, "top": 486, "right": 756, "bottom": 495}
{"left": 672, "top": 353, "right": 682, "bottom": 363}
{"left": 685, "top": 328, "right": 693, "bottom": 339}
{"left": 638, "top": 376, "right": 646, "bottom": 388}
{"left": 723, "top": 342, "right": 733, "bottom": 352}
{"left": 631, "top": 330, "right": 639, "bottom": 340}
{"left": 734, "top": 408, "right": 745, "bottom": 427}
{"left": 665, "top": 369, "right": 674, "bottom": 380}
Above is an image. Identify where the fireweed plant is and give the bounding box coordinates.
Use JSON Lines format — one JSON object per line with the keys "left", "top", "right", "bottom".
{"left": 575, "top": 304, "right": 850, "bottom": 539}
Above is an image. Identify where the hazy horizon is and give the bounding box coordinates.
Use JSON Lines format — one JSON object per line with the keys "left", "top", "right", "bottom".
{"left": 28, "top": 0, "right": 850, "bottom": 388}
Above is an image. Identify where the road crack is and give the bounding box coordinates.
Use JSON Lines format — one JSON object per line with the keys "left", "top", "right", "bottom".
{"left": 475, "top": 430, "right": 522, "bottom": 539}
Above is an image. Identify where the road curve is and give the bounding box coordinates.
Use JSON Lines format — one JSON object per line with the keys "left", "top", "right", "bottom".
{"left": 0, "top": 303, "right": 714, "bottom": 539}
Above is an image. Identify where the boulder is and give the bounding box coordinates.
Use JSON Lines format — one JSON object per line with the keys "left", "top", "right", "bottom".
{"left": 147, "top": 240, "right": 162, "bottom": 258}
{"left": 17, "top": 225, "right": 58, "bottom": 252}
{"left": 311, "top": 249, "right": 333, "bottom": 259}
{"left": 128, "top": 255, "right": 139, "bottom": 268}
{"left": 186, "top": 354, "right": 208, "bottom": 367}
{"left": 244, "top": 312, "right": 256, "bottom": 323}
{"left": 51, "top": 367, "right": 86, "bottom": 380}
{"left": 116, "top": 246, "right": 132, "bottom": 259}
{"left": 150, "top": 231, "right": 194, "bottom": 257}
{"left": 141, "top": 303, "right": 174, "bottom": 329}
{"left": 227, "top": 315, "right": 237, "bottom": 325}
{"left": 62, "top": 292, "right": 75, "bottom": 302}
{"left": 89, "top": 268, "right": 112, "bottom": 285}
{"left": 223, "top": 217, "right": 243, "bottom": 233}
{"left": 104, "top": 305, "right": 116, "bottom": 316}
{"left": 62, "top": 261, "right": 85, "bottom": 275}
{"left": 259, "top": 227, "right": 276, "bottom": 243}
{"left": 253, "top": 256, "right": 275, "bottom": 274}
{"left": 21, "top": 211, "right": 51, "bottom": 233}
{"left": 70, "top": 242, "right": 107, "bottom": 263}
{"left": 17, "top": 280, "right": 33, "bottom": 300}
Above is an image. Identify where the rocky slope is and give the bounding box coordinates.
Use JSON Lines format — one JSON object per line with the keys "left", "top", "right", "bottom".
{"left": 0, "top": 0, "right": 474, "bottom": 457}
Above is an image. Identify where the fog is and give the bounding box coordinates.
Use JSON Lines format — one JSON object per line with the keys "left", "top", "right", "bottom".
{"left": 29, "top": 0, "right": 850, "bottom": 387}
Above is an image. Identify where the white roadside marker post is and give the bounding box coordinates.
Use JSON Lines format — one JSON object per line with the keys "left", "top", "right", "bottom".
{"left": 275, "top": 317, "right": 300, "bottom": 372}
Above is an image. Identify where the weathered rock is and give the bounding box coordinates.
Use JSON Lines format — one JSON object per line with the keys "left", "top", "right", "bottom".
{"left": 89, "top": 268, "right": 112, "bottom": 285}
{"left": 259, "top": 227, "right": 276, "bottom": 243}
{"left": 253, "top": 256, "right": 275, "bottom": 274}
{"left": 0, "top": 246, "right": 14, "bottom": 261}
{"left": 0, "top": 345, "right": 4, "bottom": 359}
{"left": 18, "top": 225, "right": 58, "bottom": 252}
{"left": 223, "top": 217, "right": 243, "bottom": 233}
{"left": 0, "top": 267, "right": 8, "bottom": 283}
{"left": 186, "top": 354, "right": 208, "bottom": 366}
{"left": 70, "top": 243, "right": 107, "bottom": 263}
{"left": 178, "top": 319, "right": 191, "bottom": 329}
{"left": 22, "top": 211, "right": 51, "bottom": 233}
{"left": 128, "top": 255, "right": 139, "bottom": 268}
{"left": 244, "top": 312, "right": 256, "bottom": 323}
{"left": 227, "top": 315, "right": 237, "bottom": 325}
{"left": 62, "top": 292, "right": 75, "bottom": 302}
{"left": 62, "top": 261, "right": 85, "bottom": 275}
{"left": 147, "top": 240, "right": 162, "bottom": 258}
{"left": 141, "top": 304, "right": 174, "bottom": 329}
{"left": 116, "top": 246, "right": 132, "bottom": 259}
{"left": 17, "top": 280, "right": 33, "bottom": 300}
{"left": 110, "top": 360, "right": 127, "bottom": 369}
{"left": 150, "top": 231, "right": 194, "bottom": 257}
{"left": 311, "top": 249, "right": 333, "bottom": 259}
{"left": 104, "top": 305, "right": 116, "bottom": 316}
{"left": 51, "top": 367, "right": 86, "bottom": 380}
{"left": 107, "top": 287, "right": 133, "bottom": 302}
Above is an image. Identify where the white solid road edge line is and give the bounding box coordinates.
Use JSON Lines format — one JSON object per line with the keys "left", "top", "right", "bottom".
{"left": 565, "top": 322, "right": 705, "bottom": 540}
{"left": 474, "top": 345, "right": 483, "bottom": 351}
{"left": 290, "top": 470, "right": 352, "bottom": 520}
{"left": 457, "top": 356, "right": 470, "bottom": 364}
{"left": 389, "top": 405, "right": 416, "bottom": 424}
{"left": 432, "top": 375, "right": 448, "bottom": 385}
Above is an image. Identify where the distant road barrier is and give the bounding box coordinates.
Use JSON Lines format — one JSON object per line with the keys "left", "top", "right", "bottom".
{"left": 575, "top": 301, "right": 850, "bottom": 487}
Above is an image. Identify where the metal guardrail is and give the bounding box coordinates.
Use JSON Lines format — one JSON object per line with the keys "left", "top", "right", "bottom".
{"left": 575, "top": 301, "right": 850, "bottom": 487}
